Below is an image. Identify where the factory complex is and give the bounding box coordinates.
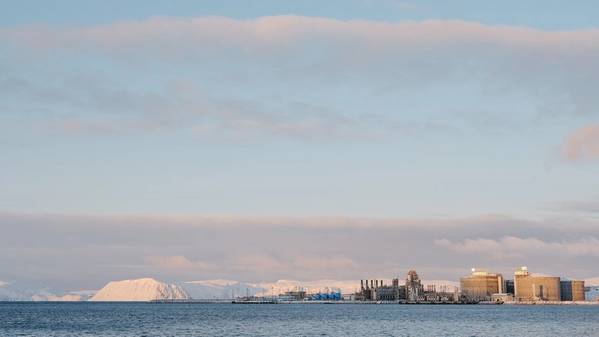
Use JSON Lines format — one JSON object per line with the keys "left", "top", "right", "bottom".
{"left": 354, "top": 270, "right": 460, "bottom": 303}
{"left": 460, "top": 266, "right": 586, "bottom": 303}
{"left": 234, "top": 266, "right": 596, "bottom": 304}
{"left": 353, "top": 266, "right": 590, "bottom": 304}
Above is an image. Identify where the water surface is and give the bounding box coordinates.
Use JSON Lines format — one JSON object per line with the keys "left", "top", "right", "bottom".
{"left": 1, "top": 302, "right": 598, "bottom": 336}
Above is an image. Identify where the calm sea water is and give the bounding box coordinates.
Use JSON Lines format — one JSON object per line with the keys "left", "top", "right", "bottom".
{"left": 1, "top": 302, "right": 598, "bottom": 336}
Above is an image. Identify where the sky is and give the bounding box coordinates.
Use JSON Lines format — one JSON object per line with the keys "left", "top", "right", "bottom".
{"left": 1, "top": 1, "right": 599, "bottom": 293}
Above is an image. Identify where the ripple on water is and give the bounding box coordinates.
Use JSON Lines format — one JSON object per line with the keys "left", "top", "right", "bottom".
{"left": 0, "top": 303, "right": 598, "bottom": 337}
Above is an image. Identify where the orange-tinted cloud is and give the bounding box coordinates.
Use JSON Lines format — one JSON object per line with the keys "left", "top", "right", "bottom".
{"left": 562, "top": 125, "right": 599, "bottom": 161}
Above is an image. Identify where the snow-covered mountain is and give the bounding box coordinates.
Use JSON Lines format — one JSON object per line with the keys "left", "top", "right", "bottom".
{"left": 32, "top": 294, "right": 85, "bottom": 301}
{"left": 0, "top": 280, "right": 95, "bottom": 301}
{"left": 0, "top": 283, "right": 31, "bottom": 301}
{"left": 584, "top": 277, "right": 599, "bottom": 286}
{"left": 181, "top": 279, "right": 262, "bottom": 299}
{"left": 32, "top": 290, "right": 97, "bottom": 302}
{"left": 90, "top": 278, "right": 189, "bottom": 301}
{"left": 253, "top": 279, "right": 356, "bottom": 296}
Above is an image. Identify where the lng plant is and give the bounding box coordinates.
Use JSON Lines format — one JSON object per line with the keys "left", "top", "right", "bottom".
{"left": 354, "top": 266, "right": 588, "bottom": 304}
{"left": 354, "top": 270, "right": 460, "bottom": 303}
{"left": 232, "top": 266, "right": 593, "bottom": 304}
{"left": 459, "top": 266, "right": 585, "bottom": 303}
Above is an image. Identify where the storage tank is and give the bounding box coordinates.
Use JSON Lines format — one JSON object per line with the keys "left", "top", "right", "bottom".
{"left": 572, "top": 281, "right": 585, "bottom": 301}
{"left": 514, "top": 267, "right": 560, "bottom": 302}
{"left": 460, "top": 268, "right": 503, "bottom": 301}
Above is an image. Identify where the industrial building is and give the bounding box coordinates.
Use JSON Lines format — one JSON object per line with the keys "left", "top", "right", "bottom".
{"left": 281, "top": 289, "right": 306, "bottom": 301}
{"left": 356, "top": 279, "right": 403, "bottom": 301}
{"left": 514, "top": 266, "right": 561, "bottom": 302}
{"left": 560, "top": 280, "right": 585, "bottom": 301}
{"left": 405, "top": 270, "right": 422, "bottom": 302}
{"left": 356, "top": 270, "right": 457, "bottom": 303}
{"left": 504, "top": 280, "right": 514, "bottom": 295}
{"left": 460, "top": 268, "right": 503, "bottom": 301}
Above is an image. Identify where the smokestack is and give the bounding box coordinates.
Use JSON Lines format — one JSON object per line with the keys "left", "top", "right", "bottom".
{"left": 381, "top": 280, "right": 384, "bottom": 287}
{"left": 375, "top": 280, "right": 378, "bottom": 288}
{"left": 361, "top": 280, "right": 364, "bottom": 290}
{"left": 371, "top": 280, "right": 374, "bottom": 289}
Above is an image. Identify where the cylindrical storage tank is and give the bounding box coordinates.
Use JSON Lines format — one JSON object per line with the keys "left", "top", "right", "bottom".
{"left": 572, "top": 281, "right": 585, "bottom": 301}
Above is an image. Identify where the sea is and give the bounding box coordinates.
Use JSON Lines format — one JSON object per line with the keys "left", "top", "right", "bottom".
{"left": 1, "top": 302, "right": 598, "bottom": 336}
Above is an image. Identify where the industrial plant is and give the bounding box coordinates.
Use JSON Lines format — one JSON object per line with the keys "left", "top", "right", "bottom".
{"left": 459, "top": 266, "right": 586, "bottom": 303}
{"left": 233, "top": 266, "right": 594, "bottom": 304}
{"left": 349, "top": 266, "right": 590, "bottom": 304}
{"left": 354, "top": 270, "right": 459, "bottom": 303}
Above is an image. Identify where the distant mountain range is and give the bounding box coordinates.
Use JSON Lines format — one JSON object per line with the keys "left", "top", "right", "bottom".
{"left": 0, "top": 284, "right": 95, "bottom": 301}
{"left": 584, "top": 278, "right": 599, "bottom": 286}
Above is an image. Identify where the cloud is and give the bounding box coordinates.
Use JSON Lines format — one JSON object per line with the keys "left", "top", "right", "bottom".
{"left": 4, "top": 16, "right": 598, "bottom": 54}
{"left": 292, "top": 256, "right": 357, "bottom": 270}
{"left": 552, "top": 196, "right": 599, "bottom": 214}
{"left": 1, "top": 212, "right": 599, "bottom": 290}
{"left": 562, "top": 125, "right": 599, "bottom": 161}
{"left": 231, "top": 254, "right": 284, "bottom": 272}
{"left": 436, "top": 236, "right": 599, "bottom": 259}
{"left": 2, "top": 16, "right": 599, "bottom": 142}
{"left": 0, "top": 73, "right": 384, "bottom": 141}
{"left": 145, "top": 255, "right": 213, "bottom": 270}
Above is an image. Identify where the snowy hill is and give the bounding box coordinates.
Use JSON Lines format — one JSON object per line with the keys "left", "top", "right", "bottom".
{"left": 90, "top": 278, "right": 189, "bottom": 301}
{"left": 32, "top": 293, "right": 86, "bottom": 301}
{"left": 584, "top": 277, "right": 599, "bottom": 286}
{"left": 0, "top": 284, "right": 31, "bottom": 301}
{"left": 0, "top": 280, "right": 95, "bottom": 301}
{"left": 181, "top": 280, "right": 262, "bottom": 299}
{"left": 253, "top": 279, "right": 357, "bottom": 296}
{"left": 32, "top": 290, "right": 97, "bottom": 302}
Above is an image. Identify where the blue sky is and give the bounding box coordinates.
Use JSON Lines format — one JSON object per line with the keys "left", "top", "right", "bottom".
{"left": 1, "top": 1, "right": 599, "bottom": 291}
{"left": 1, "top": 2, "right": 598, "bottom": 217}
